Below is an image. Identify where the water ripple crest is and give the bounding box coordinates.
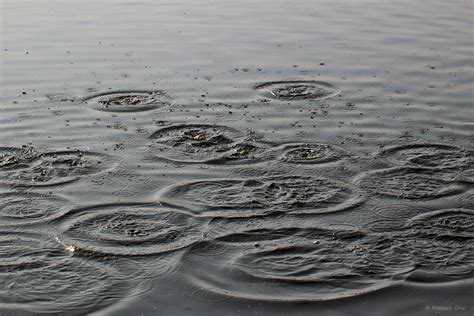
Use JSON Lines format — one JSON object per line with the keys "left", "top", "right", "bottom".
{"left": 2, "top": 150, "right": 116, "bottom": 187}
{"left": 0, "top": 231, "right": 131, "bottom": 314}
{"left": 254, "top": 80, "right": 340, "bottom": 101}
{"left": 0, "top": 192, "right": 72, "bottom": 227}
{"left": 180, "top": 225, "right": 414, "bottom": 302}
{"left": 159, "top": 175, "right": 366, "bottom": 217}
{"left": 379, "top": 143, "right": 473, "bottom": 170}
{"left": 54, "top": 203, "right": 206, "bottom": 257}
{"left": 82, "top": 90, "right": 171, "bottom": 113}
{"left": 355, "top": 167, "right": 470, "bottom": 199}
{"left": 148, "top": 123, "right": 271, "bottom": 164}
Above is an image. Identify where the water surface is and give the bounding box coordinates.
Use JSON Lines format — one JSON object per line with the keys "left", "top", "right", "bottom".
{"left": 1, "top": 0, "right": 473, "bottom": 315}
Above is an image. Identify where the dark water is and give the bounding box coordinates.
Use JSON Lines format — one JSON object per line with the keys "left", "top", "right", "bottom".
{"left": 1, "top": 0, "right": 473, "bottom": 315}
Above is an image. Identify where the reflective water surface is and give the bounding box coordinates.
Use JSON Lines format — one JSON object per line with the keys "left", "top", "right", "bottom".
{"left": 1, "top": 0, "right": 473, "bottom": 315}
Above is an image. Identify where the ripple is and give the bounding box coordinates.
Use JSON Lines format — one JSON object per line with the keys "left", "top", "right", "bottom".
{"left": 276, "top": 143, "right": 346, "bottom": 164}
{"left": 0, "top": 146, "right": 38, "bottom": 171}
{"left": 0, "top": 192, "right": 71, "bottom": 227}
{"left": 236, "top": 237, "right": 412, "bottom": 284}
{"left": 181, "top": 226, "right": 414, "bottom": 302}
{"left": 3, "top": 150, "right": 115, "bottom": 187}
{"left": 0, "top": 231, "right": 131, "bottom": 313}
{"left": 403, "top": 238, "right": 473, "bottom": 280}
{"left": 83, "top": 90, "right": 171, "bottom": 112}
{"left": 0, "top": 232, "right": 64, "bottom": 272}
{"left": 364, "top": 202, "right": 432, "bottom": 233}
{"left": 379, "top": 143, "right": 473, "bottom": 169}
{"left": 159, "top": 175, "right": 365, "bottom": 217}
{"left": 212, "top": 223, "right": 365, "bottom": 244}
{"left": 149, "top": 124, "right": 270, "bottom": 164}
{"left": 463, "top": 168, "right": 474, "bottom": 182}
{"left": 369, "top": 208, "right": 474, "bottom": 281}
{"left": 54, "top": 203, "right": 205, "bottom": 256}
{"left": 250, "top": 176, "right": 365, "bottom": 214}
{"left": 455, "top": 191, "right": 474, "bottom": 209}
{"left": 206, "top": 141, "right": 273, "bottom": 165}
{"left": 407, "top": 208, "right": 474, "bottom": 239}
{"left": 355, "top": 167, "right": 469, "bottom": 199}
{"left": 112, "top": 189, "right": 139, "bottom": 198}
{"left": 254, "top": 80, "right": 340, "bottom": 101}
{"left": 189, "top": 288, "right": 234, "bottom": 303}
{"left": 150, "top": 124, "right": 243, "bottom": 144}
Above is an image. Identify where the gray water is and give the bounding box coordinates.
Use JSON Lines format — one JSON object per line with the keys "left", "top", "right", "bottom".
{"left": 1, "top": 0, "right": 473, "bottom": 315}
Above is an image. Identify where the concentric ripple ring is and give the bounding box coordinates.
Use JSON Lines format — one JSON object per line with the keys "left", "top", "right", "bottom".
{"left": 82, "top": 90, "right": 171, "bottom": 112}
{"left": 378, "top": 143, "right": 473, "bottom": 170}
{"left": 0, "top": 231, "right": 131, "bottom": 313}
{"left": 180, "top": 225, "right": 414, "bottom": 302}
{"left": 158, "top": 175, "right": 365, "bottom": 217}
{"left": 53, "top": 203, "right": 206, "bottom": 257}
{"left": 254, "top": 80, "right": 340, "bottom": 101}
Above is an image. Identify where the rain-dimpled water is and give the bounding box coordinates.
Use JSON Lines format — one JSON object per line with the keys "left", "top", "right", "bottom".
{"left": 1, "top": 0, "right": 473, "bottom": 315}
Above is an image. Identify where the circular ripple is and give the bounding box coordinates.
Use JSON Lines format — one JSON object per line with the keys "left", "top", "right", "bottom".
{"left": 406, "top": 208, "right": 474, "bottom": 239}
{"left": 149, "top": 124, "right": 263, "bottom": 164}
{"left": 254, "top": 80, "right": 340, "bottom": 101}
{"left": 251, "top": 176, "right": 365, "bottom": 214}
{"left": 369, "top": 209, "right": 474, "bottom": 281}
{"left": 3, "top": 150, "right": 115, "bottom": 187}
{"left": 0, "top": 232, "right": 64, "bottom": 272}
{"left": 83, "top": 90, "right": 171, "bottom": 112}
{"left": 181, "top": 226, "right": 414, "bottom": 302}
{"left": 0, "top": 146, "right": 38, "bottom": 171}
{"left": 403, "top": 238, "right": 473, "bottom": 279}
{"left": 364, "top": 202, "right": 432, "bottom": 233}
{"left": 0, "top": 192, "right": 71, "bottom": 227}
{"left": 150, "top": 124, "right": 243, "bottom": 146}
{"left": 355, "top": 167, "right": 469, "bottom": 200}
{"left": 54, "top": 203, "right": 205, "bottom": 256}
{"left": 0, "top": 231, "right": 131, "bottom": 313}
{"left": 159, "top": 175, "right": 365, "bottom": 217}
{"left": 205, "top": 141, "right": 273, "bottom": 165}
{"left": 277, "top": 143, "right": 346, "bottom": 164}
{"left": 379, "top": 143, "right": 473, "bottom": 169}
